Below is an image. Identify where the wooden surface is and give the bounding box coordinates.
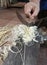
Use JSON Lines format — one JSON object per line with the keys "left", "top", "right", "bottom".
{"left": 0, "top": 8, "right": 23, "bottom": 27}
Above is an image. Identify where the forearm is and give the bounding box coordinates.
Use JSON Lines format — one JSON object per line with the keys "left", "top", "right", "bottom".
{"left": 29, "top": 0, "right": 40, "bottom": 5}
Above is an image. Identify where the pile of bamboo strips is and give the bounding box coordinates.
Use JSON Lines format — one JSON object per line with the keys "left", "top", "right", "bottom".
{"left": 0, "top": 0, "right": 12, "bottom": 7}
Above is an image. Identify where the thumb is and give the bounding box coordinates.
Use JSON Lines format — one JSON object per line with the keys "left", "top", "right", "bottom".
{"left": 31, "top": 8, "right": 39, "bottom": 17}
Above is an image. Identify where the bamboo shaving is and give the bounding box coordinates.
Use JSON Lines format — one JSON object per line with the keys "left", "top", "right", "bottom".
{"left": 0, "top": 24, "right": 38, "bottom": 61}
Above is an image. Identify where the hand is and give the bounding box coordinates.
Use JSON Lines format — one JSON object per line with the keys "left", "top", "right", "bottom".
{"left": 24, "top": 2, "right": 40, "bottom": 19}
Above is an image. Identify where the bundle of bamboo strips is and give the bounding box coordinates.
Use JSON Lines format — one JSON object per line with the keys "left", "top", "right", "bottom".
{"left": 0, "top": 0, "right": 12, "bottom": 7}
{"left": 0, "top": 0, "right": 25, "bottom": 8}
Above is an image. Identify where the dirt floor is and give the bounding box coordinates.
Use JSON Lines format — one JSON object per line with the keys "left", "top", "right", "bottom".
{"left": 0, "top": 8, "right": 47, "bottom": 65}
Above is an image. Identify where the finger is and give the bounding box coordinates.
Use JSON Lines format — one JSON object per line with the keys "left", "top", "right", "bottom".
{"left": 24, "top": 4, "right": 33, "bottom": 15}
{"left": 29, "top": 8, "right": 35, "bottom": 19}
{"left": 24, "top": 8, "right": 34, "bottom": 19}
{"left": 24, "top": 8, "right": 32, "bottom": 18}
{"left": 28, "top": 13, "right": 32, "bottom": 18}
{"left": 24, "top": 7, "right": 31, "bottom": 15}
{"left": 25, "top": 13, "right": 31, "bottom": 18}
{"left": 30, "top": 15, "right": 34, "bottom": 19}
{"left": 31, "top": 8, "right": 39, "bottom": 17}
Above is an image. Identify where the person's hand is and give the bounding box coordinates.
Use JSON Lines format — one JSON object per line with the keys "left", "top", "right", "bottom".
{"left": 24, "top": 2, "right": 40, "bottom": 19}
